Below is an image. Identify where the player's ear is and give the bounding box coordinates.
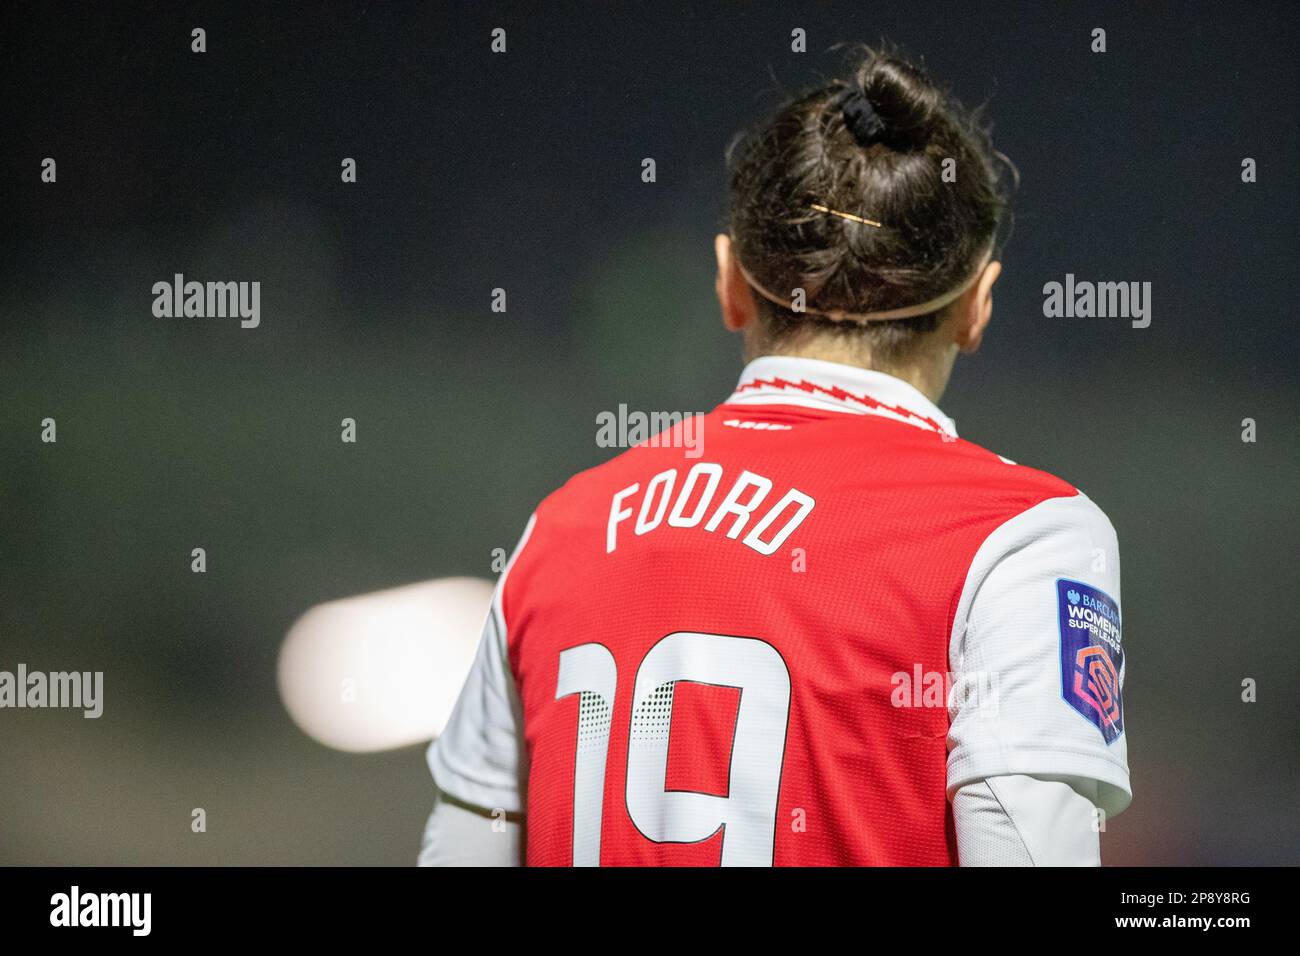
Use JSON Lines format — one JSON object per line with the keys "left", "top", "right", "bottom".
{"left": 714, "top": 233, "right": 759, "bottom": 333}
{"left": 952, "top": 260, "right": 1001, "bottom": 354}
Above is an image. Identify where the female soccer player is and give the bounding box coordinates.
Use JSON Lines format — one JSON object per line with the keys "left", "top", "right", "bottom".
{"left": 421, "top": 46, "right": 1129, "bottom": 866}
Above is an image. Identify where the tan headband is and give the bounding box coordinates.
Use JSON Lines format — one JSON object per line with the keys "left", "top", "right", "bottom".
{"left": 733, "top": 203, "right": 993, "bottom": 322}
{"left": 733, "top": 250, "right": 992, "bottom": 323}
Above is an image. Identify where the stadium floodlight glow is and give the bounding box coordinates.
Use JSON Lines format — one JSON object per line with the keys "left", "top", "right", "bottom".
{"left": 277, "top": 577, "right": 492, "bottom": 753}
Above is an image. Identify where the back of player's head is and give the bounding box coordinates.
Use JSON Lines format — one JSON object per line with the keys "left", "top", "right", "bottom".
{"left": 725, "top": 44, "right": 1011, "bottom": 362}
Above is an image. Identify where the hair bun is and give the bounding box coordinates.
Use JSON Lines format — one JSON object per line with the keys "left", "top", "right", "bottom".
{"left": 852, "top": 53, "right": 942, "bottom": 151}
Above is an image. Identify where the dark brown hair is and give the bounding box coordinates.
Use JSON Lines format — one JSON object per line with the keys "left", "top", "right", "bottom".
{"left": 725, "top": 45, "right": 1011, "bottom": 362}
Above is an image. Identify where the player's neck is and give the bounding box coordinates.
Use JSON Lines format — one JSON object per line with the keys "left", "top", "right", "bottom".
{"left": 752, "top": 342, "right": 954, "bottom": 405}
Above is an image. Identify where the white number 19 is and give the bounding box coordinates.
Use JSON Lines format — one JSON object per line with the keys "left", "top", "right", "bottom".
{"left": 555, "top": 632, "right": 791, "bottom": 866}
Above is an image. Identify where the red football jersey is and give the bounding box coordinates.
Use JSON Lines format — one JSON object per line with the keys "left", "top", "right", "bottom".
{"left": 430, "top": 355, "right": 1130, "bottom": 865}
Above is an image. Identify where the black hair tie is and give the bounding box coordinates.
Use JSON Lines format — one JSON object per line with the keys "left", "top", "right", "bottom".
{"left": 839, "top": 87, "right": 886, "bottom": 147}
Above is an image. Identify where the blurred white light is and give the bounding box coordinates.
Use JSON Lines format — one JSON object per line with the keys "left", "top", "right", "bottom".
{"left": 278, "top": 577, "right": 492, "bottom": 752}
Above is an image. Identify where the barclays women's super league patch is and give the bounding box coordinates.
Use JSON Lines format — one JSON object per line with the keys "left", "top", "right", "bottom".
{"left": 1057, "top": 579, "right": 1124, "bottom": 744}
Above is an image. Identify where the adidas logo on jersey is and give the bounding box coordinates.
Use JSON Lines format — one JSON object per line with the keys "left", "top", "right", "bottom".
{"left": 723, "top": 418, "right": 793, "bottom": 431}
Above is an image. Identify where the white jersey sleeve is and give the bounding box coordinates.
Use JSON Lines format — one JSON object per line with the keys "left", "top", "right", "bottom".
{"left": 417, "top": 787, "right": 523, "bottom": 867}
{"left": 947, "top": 492, "right": 1131, "bottom": 817}
{"left": 953, "top": 774, "right": 1102, "bottom": 866}
{"left": 426, "top": 515, "right": 536, "bottom": 814}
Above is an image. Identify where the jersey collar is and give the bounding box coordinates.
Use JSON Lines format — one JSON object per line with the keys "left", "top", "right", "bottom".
{"left": 725, "top": 355, "right": 958, "bottom": 438}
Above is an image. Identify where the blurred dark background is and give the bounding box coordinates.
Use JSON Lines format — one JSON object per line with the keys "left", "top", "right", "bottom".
{"left": 2, "top": 1, "right": 1296, "bottom": 864}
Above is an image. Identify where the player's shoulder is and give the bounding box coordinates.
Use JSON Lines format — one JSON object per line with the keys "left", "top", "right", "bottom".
{"left": 932, "top": 432, "right": 1116, "bottom": 537}
{"left": 524, "top": 441, "right": 659, "bottom": 529}
{"left": 936, "top": 433, "right": 1119, "bottom": 548}
{"left": 938, "top": 429, "right": 1072, "bottom": 491}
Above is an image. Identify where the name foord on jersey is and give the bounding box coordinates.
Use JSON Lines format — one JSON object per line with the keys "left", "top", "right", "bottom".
{"left": 607, "top": 461, "right": 814, "bottom": 556}
{"left": 1057, "top": 579, "right": 1124, "bottom": 744}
